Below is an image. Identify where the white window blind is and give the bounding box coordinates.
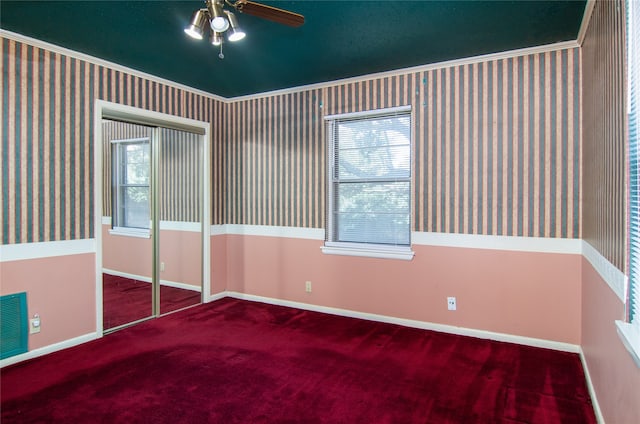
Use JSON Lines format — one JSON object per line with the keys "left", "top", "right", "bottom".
{"left": 628, "top": 0, "right": 639, "bottom": 325}
{"left": 617, "top": 0, "right": 640, "bottom": 369}
{"left": 326, "top": 108, "right": 411, "bottom": 254}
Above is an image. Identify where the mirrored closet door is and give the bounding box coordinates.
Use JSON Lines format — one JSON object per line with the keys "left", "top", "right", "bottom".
{"left": 157, "top": 128, "right": 202, "bottom": 316}
{"left": 101, "top": 120, "right": 203, "bottom": 332}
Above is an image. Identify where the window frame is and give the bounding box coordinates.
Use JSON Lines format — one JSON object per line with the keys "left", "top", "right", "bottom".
{"left": 322, "top": 106, "right": 414, "bottom": 260}
{"left": 109, "top": 137, "right": 151, "bottom": 238}
{"left": 617, "top": 0, "right": 640, "bottom": 368}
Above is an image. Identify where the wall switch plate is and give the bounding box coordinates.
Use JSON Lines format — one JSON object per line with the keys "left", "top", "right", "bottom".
{"left": 30, "top": 316, "right": 41, "bottom": 334}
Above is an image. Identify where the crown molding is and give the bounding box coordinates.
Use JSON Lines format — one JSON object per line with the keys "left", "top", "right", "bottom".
{"left": 577, "top": 0, "right": 597, "bottom": 46}
{"left": 2, "top": 28, "right": 580, "bottom": 105}
{"left": 0, "top": 29, "right": 227, "bottom": 103}
{"left": 228, "top": 40, "right": 580, "bottom": 102}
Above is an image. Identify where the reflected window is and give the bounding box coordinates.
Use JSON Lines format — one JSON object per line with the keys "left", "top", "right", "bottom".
{"left": 112, "top": 138, "right": 151, "bottom": 230}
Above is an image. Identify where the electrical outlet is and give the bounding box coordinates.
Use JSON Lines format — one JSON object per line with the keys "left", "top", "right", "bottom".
{"left": 447, "top": 297, "right": 457, "bottom": 311}
{"left": 30, "top": 314, "right": 41, "bottom": 334}
{"left": 160, "top": 262, "right": 165, "bottom": 272}
{"left": 305, "top": 281, "right": 312, "bottom": 293}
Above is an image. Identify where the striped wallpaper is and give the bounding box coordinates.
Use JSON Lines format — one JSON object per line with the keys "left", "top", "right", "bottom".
{"left": 2, "top": 33, "right": 582, "bottom": 245}
{"left": 0, "top": 37, "right": 223, "bottom": 245}
{"left": 581, "top": 0, "right": 627, "bottom": 272}
{"left": 224, "top": 91, "right": 325, "bottom": 229}
{"left": 415, "top": 51, "right": 580, "bottom": 237}
{"left": 1, "top": 39, "right": 94, "bottom": 244}
{"left": 225, "top": 48, "right": 581, "bottom": 238}
{"left": 160, "top": 128, "right": 202, "bottom": 223}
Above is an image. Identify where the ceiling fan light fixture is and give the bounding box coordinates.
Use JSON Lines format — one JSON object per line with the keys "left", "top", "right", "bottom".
{"left": 228, "top": 28, "right": 246, "bottom": 42}
{"left": 225, "top": 11, "right": 246, "bottom": 42}
{"left": 184, "top": 0, "right": 303, "bottom": 58}
{"left": 184, "top": 9, "right": 208, "bottom": 40}
{"left": 210, "top": 31, "right": 223, "bottom": 46}
{"left": 208, "top": 2, "right": 230, "bottom": 32}
{"left": 210, "top": 16, "right": 229, "bottom": 32}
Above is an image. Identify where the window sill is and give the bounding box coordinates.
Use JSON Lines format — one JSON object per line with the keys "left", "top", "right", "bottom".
{"left": 108, "top": 227, "right": 151, "bottom": 239}
{"left": 321, "top": 243, "right": 414, "bottom": 260}
{"left": 615, "top": 320, "right": 640, "bottom": 368}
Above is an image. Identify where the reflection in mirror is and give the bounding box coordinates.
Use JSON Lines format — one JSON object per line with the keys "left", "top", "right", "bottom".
{"left": 102, "top": 120, "right": 154, "bottom": 330}
{"left": 101, "top": 120, "right": 203, "bottom": 332}
{"left": 158, "top": 128, "right": 202, "bottom": 315}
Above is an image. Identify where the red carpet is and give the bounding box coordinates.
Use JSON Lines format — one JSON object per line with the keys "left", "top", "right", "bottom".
{"left": 103, "top": 273, "right": 201, "bottom": 329}
{"left": 1, "top": 298, "right": 596, "bottom": 423}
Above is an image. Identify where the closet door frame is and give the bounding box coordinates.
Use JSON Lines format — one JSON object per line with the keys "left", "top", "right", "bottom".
{"left": 94, "top": 100, "right": 211, "bottom": 335}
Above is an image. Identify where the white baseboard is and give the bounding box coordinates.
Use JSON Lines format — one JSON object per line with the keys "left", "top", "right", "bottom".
{"left": 102, "top": 268, "right": 201, "bottom": 292}
{"left": 205, "top": 291, "right": 228, "bottom": 303}
{"left": 224, "top": 291, "right": 581, "bottom": 353}
{"left": 579, "top": 348, "right": 606, "bottom": 424}
{"left": 1, "top": 292, "right": 583, "bottom": 377}
{"left": 0, "top": 332, "right": 99, "bottom": 368}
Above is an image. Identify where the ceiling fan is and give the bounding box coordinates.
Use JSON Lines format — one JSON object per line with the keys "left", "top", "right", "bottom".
{"left": 184, "top": 0, "right": 305, "bottom": 59}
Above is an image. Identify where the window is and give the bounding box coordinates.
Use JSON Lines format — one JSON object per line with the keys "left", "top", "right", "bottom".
{"left": 322, "top": 106, "right": 414, "bottom": 260}
{"left": 617, "top": 0, "right": 640, "bottom": 367}
{"left": 110, "top": 137, "right": 151, "bottom": 237}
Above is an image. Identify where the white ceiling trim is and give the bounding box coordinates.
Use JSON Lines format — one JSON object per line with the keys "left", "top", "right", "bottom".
{"left": 577, "top": 0, "right": 597, "bottom": 46}
{"left": 229, "top": 40, "right": 581, "bottom": 102}
{"left": 2, "top": 28, "right": 579, "bottom": 104}
{"left": 0, "top": 29, "right": 227, "bottom": 103}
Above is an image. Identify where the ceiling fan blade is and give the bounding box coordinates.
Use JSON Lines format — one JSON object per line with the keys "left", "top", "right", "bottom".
{"left": 234, "top": 0, "right": 304, "bottom": 27}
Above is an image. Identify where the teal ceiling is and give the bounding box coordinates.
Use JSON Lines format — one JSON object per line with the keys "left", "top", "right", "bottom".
{"left": 0, "top": 1, "right": 587, "bottom": 98}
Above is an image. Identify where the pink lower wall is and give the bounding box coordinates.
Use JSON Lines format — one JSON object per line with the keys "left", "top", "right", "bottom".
{"left": 102, "top": 224, "right": 202, "bottom": 289}
{"left": 102, "top": 225, "right": 152, "bottom": 278}
{"left": 7, "top": 232, "right": 640, "bottom": 424}
{"left": 0, "top": 233, "right": 585, "bottom": 353}
{"left": 158, "top": 229, "right": 202, "bottom": 288}
{"left": 581, "top": 257, "right": 640, "bottom": 423}
{"left": 0, "top": 254, "right": 96, "bottom": 350}
{"left": 220, "top": 234, "right": 582, "bottom": 344}
{"left": 211, "top": 236, "right": 228, "bottom": 296}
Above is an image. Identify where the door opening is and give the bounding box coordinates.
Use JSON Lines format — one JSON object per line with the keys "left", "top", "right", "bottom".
{"left": 94, "top": 101, "right": 211, "bottom": 334}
